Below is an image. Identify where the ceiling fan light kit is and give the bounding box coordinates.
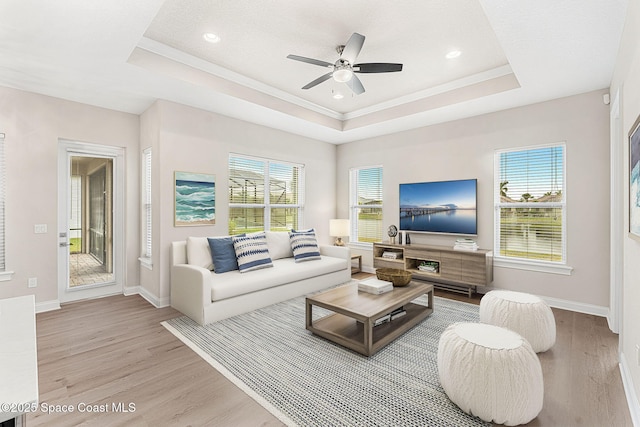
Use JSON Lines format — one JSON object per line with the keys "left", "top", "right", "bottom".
{"left": 287, "top": 32, "right": 403, "bottom": 95}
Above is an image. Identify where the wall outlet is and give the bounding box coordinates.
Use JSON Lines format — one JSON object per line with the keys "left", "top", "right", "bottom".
{"left": 34, "top": 224, "right": 47, "bottom": 234}
{"left": 28, "top": 277, "right": 37, "bottom": 288}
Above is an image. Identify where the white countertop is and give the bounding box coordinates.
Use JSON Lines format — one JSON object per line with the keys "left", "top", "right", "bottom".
{"left": 0, "top": 295, "right": 39, "bottom": 423}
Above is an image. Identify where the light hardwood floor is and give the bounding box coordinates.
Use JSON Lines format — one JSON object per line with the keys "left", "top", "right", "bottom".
{"left": 27, "top": 276, "right": 632, "bottom": 426}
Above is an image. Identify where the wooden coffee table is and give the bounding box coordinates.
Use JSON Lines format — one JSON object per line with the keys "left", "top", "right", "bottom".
{"left": 305, "top": 281, "right": 434, "bottom": 356}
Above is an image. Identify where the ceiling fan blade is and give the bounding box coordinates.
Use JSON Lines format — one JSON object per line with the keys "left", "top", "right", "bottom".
{"left": 346, "top": 74, "right": 365, "bottom": 95}
{"left": 340, "top": 32, "right": 365, "bottom": 64}
{"left": 354, "top": 63, "right": 403, "bottom": 73}
{"left": 302, "top": 72, "right": 333, "bottom": 89}
{"left": 287, "top": 54, "right": 333, "bottom": 68}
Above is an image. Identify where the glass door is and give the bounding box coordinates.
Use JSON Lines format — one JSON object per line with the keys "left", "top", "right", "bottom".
{"left": 58, "top": 141, "right": 123, "bottom": 303}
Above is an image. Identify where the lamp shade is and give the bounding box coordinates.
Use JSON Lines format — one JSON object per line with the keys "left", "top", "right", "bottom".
{"left": 330, "top": 219, "right": 350, "bottom": 237}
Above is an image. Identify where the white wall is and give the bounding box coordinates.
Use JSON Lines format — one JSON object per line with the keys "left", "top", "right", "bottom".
{"left": 0, "top": 86, "right": 140, "bottom": 307}
{"left": 139, "top": 100, "right": 337, "bottom": 304}
{"left": 337, "top": 90, "right": 610, "bottom": 310}
{"left": 610, "top": 0, "right": 640, "bottom": 420}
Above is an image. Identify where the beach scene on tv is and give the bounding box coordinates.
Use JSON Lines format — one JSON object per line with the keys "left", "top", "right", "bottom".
{"left": 399, "top": 179, "right": 477, "bottom": 235}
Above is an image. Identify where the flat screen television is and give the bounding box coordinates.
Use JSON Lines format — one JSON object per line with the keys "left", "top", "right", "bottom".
{"left": 399, "top": 179, "right": 477, "bottom": 235}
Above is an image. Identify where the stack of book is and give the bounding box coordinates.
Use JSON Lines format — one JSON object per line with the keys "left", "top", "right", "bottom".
{"left": 453, "top": 238, "right": 478, "bottom": 251}
{"left": 358, "top": 277, "right": 393, "bottom": 295}
{"left": 374, "top": 306, "right": 407, "bottom": 326}
{"left": 382, "top": 251, "right": 402, "bottom": 259}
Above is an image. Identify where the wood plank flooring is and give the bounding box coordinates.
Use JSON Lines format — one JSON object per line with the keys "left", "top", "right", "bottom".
{"left": 27, "top": 278, "right": 632, "bottom": 426}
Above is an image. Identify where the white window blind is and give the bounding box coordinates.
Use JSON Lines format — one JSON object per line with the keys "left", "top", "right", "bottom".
{"left": 350, "top": 166, "right": 383, "bottom": 244}
{"left": 229, "top": 154, "right": 304, "bottom": 234}
{"left": 0, "top": 133, "right": 5, "bottom": 271}
{"left": 142, "top": 148, "right": 152, "bottom": 259}
{"left": 495, "top": 144, "right": 566, "bottom": 263}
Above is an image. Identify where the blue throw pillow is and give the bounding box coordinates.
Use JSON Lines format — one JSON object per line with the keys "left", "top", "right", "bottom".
{"left": 289, "top": 229, "right": 321, "bottom": 262}
{"left": 208, "top": 235, "right": 244, "bottom": 274}
{"left": 232, "top": 232, "right": 273, "bottom": 273}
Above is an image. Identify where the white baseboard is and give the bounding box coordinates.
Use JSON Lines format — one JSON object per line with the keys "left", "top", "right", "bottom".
{"left": 541, "top": 295, "right": 609, "bottom": 318}
{"left": 123, "top": 286, "right": 140, "bottom": 296}
{"left": 35, "top": 300, "right": 61, "bottom": 313}
{"left": 136, "top": 286, "right": 171, "bottom": 308}
{"left": 620, "top": 352, "right": 640, "bottom": 427}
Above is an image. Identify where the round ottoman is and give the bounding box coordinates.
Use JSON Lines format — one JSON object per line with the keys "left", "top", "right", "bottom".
{"left": 480, "top": 290, "right": 556, "bottom": 353}
{"left": 437, "top": 322, "right": 543, "bottom": 426}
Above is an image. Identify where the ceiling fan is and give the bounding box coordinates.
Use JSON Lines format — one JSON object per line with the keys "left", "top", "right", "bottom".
{"left": 286, "top": 32, "right": 403, "bottom": 95}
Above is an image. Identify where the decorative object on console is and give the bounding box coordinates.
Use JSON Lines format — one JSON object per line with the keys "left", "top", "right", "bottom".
{"left": 376, "top": 267, "right": 412, "bottom": 287}
{"left": 329, "top": 219, "right": 350, "bottom": 246}
{"left": 387, "top": 224, "right": 398, "bottom": 244}
{"left": 382, "top": 251, "right": 401, "bottom": 259}
{"left": 418, "top": 261, "right": 439, "bottom": 273}
{"left": 174, "top": 171, "right": 216, "bottom": 227}
{"left": 289, "top": 229, "right": 322, "bottom": 262}
{"left": 453, "top": 238, "right": 478, "bottom": 251}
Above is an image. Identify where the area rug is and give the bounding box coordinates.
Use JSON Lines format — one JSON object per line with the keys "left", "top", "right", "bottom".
{"left": 162, "top": 288, "right": 489, "bottom": 427}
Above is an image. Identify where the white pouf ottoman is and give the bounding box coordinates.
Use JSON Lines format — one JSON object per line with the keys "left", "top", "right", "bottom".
{"left": 437, "top": 322, "right": 544, "bottom": 426}
{"left": 480, "top": 290, "right": 556, "bottom": 353}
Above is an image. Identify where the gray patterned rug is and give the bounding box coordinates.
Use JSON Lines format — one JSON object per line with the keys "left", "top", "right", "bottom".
{"left": 162, "top": 286, "right": 489, "bottom": 427}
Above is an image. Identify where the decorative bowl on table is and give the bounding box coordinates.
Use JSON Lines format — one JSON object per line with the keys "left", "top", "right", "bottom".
{"left": 376, "top": 268, "right": 412, "bottom": 287}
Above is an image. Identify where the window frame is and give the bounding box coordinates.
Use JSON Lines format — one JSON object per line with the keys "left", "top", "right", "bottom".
{"left": 0, "top": 133, "right": 13, "bottom": 280}
{"left": 228, "top": 153, "right": 305, "bottom": 235}
{"left": 493, "top": 143, "right": 572, "bottom": 275}
{"left": 349, "top": 165, "right": 383, "bottom": 247}
{"left": 139, "top": 147, "right": 152, "bottom": 270}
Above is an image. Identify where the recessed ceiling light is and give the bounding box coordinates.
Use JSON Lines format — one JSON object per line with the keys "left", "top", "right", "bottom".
{"left": 446, "top": 50, "right": 461, "bottom": 59}
{"left": 203, "top": 33, "right": 221, "bottom": 43}
{"left": 332, "top": 91, "right": 344, "bottom": 100}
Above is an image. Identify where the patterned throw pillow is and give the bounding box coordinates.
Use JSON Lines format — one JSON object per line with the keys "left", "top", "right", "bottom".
{"left": 232, "top": 232, "right": 274, "bottom": 273}
{"left": 289, "top": 229, "right": 321, "bottom": 263}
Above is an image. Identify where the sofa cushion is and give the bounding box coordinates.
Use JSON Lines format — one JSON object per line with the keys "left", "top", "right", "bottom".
{"left": 186, "top": 237, "right": 213, "bottom": 270}
{"left": 208, "top": 236, "right": 242, "bottom": 274}
{"left": 210, "top": 255, "right": 348, "bottom": 301}
{"left": 265, "top": 231, "right": 294, "bottom": 260}
{"left": 233, "top": 232, "right": 274, "bottom": 273}
{"left": 289, "top": 229, "right": 321, "bottom": 262}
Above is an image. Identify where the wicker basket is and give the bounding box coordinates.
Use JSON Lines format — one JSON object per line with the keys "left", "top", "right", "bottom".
{"left": 376, "top": 268, "right": 412, "bottom": 287}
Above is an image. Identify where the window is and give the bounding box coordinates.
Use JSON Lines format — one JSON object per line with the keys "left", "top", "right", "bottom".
{"left": 140, "top": 148, "right": 152, "bottom": 268}
{"left": 229, "top": 154, "right": 304, "bottom": 235}
{"left": 350, "top": 166, "right": 383, "bottom": 244}
{"left": 0, "top": 134, "right": 5, "bottom": 270}
{"left": 494, "top": 144, "right": 567, "bottom": 269}
{"left": 0, "top": 132, "right": 11, "bottom": 280}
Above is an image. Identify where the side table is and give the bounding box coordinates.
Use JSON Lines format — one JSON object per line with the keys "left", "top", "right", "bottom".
{"left": 350, "top": 255, "right": 362, "bottom": 274}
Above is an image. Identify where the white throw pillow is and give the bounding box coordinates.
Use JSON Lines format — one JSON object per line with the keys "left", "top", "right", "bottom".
{"left": 265, "top": 231, "right": 294, "bottom": 260}
{"left": 186, "top": 237, "right": 214, "bottom": 270}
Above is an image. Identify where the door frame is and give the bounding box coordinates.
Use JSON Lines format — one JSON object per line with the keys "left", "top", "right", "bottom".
{"left": 609, "top": 89, "right": 623, "bottom": 334}
{"left": 57, "top": 139, "right": 125, "bottom": 303}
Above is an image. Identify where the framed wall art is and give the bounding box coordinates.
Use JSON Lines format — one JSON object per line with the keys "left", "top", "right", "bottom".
{"left": 174, "top": 172, "right": 216, "bottom": 226}
{"left": 629, "top": 114, "right": 640, "bottom": 239}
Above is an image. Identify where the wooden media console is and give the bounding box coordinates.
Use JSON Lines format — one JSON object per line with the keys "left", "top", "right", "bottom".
{"left": 373, "top": 242, "right": 493, "bottom": 296}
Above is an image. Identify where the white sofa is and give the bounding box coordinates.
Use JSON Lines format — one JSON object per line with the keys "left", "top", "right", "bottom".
{"left": 170, "top": 232, "right": 351, "bottom": 325}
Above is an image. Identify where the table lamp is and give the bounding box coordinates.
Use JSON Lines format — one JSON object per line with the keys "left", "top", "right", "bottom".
{"left": 329, "top": 219, "right": 350, "bottom": 246}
